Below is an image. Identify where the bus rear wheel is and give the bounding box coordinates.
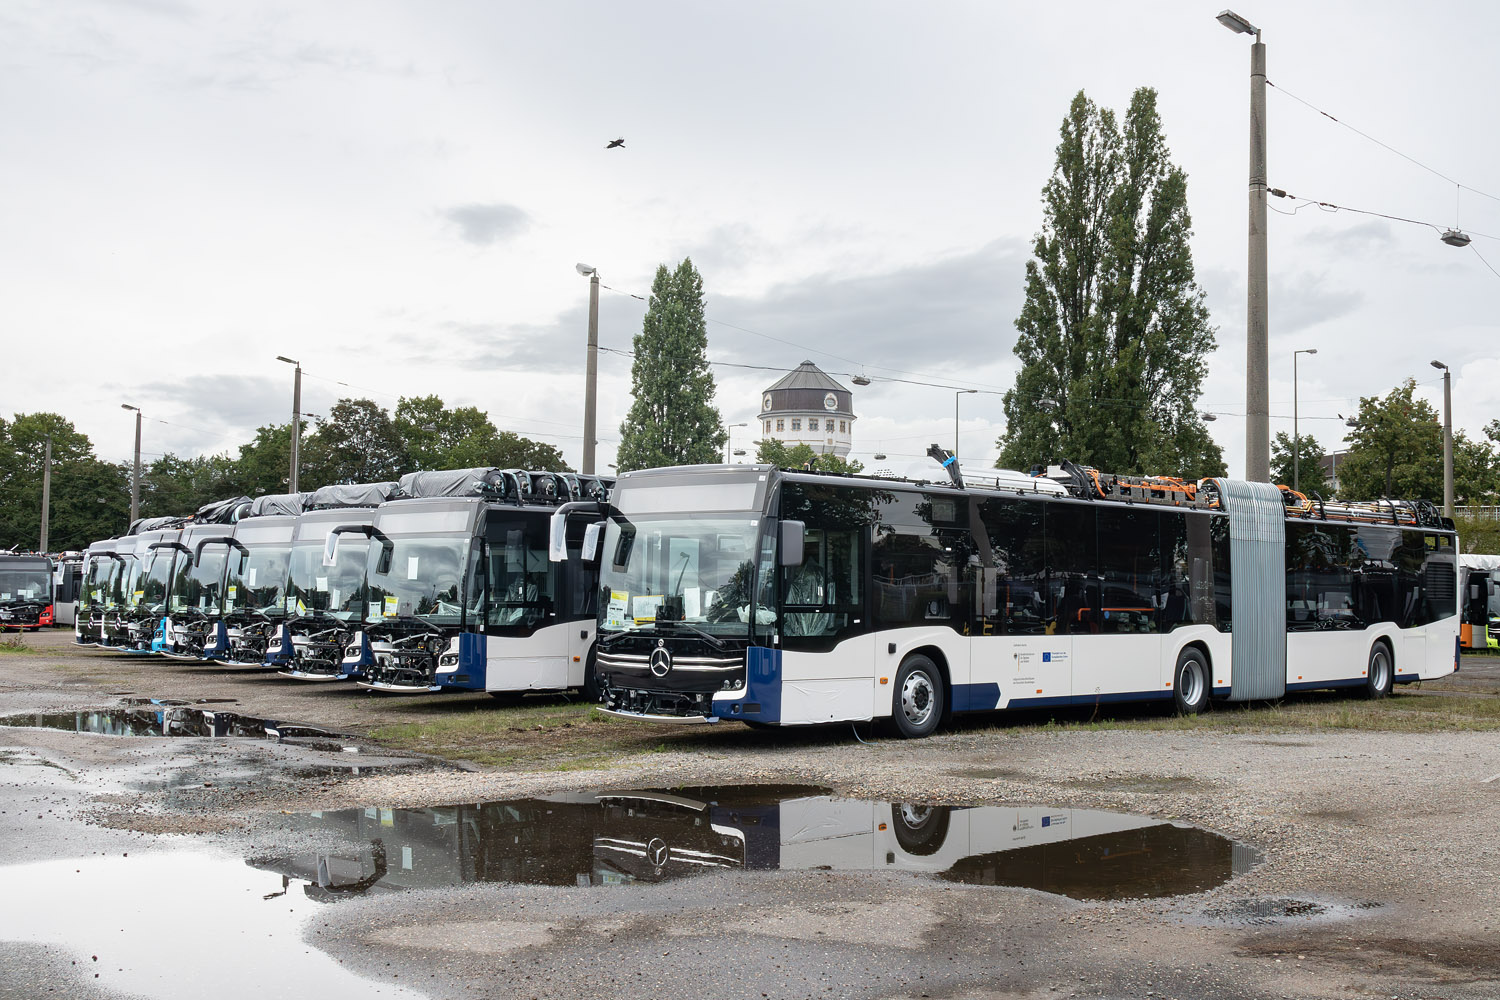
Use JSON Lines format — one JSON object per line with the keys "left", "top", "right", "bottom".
{"left": 888, "top": 654, "right": 945, "bottom": 739}
{"left": 1173, "top": 648, "right": 1209, "bottom": 716}
{"left": 581, "top": 651, "right": 602, "bottom": 703}
{"left": 1364, "top": 643, "right": 1393, "bottom": 699}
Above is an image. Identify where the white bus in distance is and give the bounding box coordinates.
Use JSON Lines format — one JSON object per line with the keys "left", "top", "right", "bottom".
{"left": 576, "top": 458, "right": 1459, "bottom": 736}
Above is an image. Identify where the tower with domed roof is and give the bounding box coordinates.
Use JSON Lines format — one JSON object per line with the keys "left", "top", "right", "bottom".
{"left": 758, "top": 361, "right": 855, "bottom": 457}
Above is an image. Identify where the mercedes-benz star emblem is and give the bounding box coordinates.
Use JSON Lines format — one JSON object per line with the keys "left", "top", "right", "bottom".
{"left": 647, "top": 837, "right": 670, "bottom": 868}
{"left": 649, "top": 644, "right": 673, "bottom": 678}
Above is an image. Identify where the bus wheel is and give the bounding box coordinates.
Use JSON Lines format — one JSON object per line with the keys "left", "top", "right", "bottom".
{"left": 1173, "top": 648, "right": 1209, "bottom": 716}
{"left": 889, "top": 802, "right": 951, "bottom": 855}
{"left": 581, "top": 651, "right": 602, "bottom": 703}
{"left": 890, "top": 654, "right": 945, "bottom": 738}
{"left": 1364, "top": 643, "right": 1393, "bottom": 699}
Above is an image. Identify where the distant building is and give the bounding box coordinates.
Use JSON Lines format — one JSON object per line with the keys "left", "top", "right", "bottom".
{"left": 759, "top": 361, "right": 855, "bottom": 457}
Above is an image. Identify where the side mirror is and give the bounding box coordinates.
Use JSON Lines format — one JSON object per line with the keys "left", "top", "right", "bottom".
{"left": 548, "top": 509, "right": 568, "bottom": 563}
{"left": 779, "top": 520, "right": 806, "bottom": 568}
{"left": 582, "top": 521, "right": 603, "bottom": 562}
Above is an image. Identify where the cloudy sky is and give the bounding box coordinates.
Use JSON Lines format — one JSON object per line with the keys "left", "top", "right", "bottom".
{"left": 5, "top": 0, "right": 1499, "bottom": 481}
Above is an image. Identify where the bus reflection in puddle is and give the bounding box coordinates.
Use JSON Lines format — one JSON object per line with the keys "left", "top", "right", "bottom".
{"left": 252, "top": 785, "right": 1258, "bottom": 901}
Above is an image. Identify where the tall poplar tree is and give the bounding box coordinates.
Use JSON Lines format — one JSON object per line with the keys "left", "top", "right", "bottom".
{"left": 616, "top": 258, "right": 726, "bottom": 471}
{"left": 997, "top": 88, "right": 1224, "bottom": 478}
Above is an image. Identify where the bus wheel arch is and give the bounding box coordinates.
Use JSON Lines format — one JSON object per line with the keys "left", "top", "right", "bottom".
{"left": 1172, "top": 644, "right": 1210, "bottom": 716}
{"left": 887, "top": 649, "right": 947, "bottom": 738}
{"left": 1365, "top": 638, "right": 1394, "bottom": 699}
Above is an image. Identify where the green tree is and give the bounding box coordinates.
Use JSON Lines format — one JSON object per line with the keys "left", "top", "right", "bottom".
{"left": 0, "top": 413, "right": 122, "bottom": 551}
{"left": 1453, "top": 430, "right": 1499, "bottom": 506}
{"left": 303, "top": 398, "right": 407, "bottom": 486}
{"left": 997, "top": 88, "right": 1223, "bottom": 480}
{"left": 232, "top": 422, "right": 297, "bottom": 497}
{"left": 391, "top": 395, "right": 567, "bottom": 472}
{"left": 616, "top": 258, "right": 726, "bottom": 471}
{"left": 139, "top": 452, "right": 242, "bottom": 518}
{"left": 1270, "top": 431, "right": 1329, "bottom": 496}
{"left": 1337, "top": 380, "right": 1442, "bottom": 501}
{"left": 755, "top": 438, "right": 864, "bottom": 474}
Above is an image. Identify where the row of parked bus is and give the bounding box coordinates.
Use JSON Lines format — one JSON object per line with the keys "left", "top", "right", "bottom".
{"left": 71, "top": 468, "right": 611, "bottom": 696}
{"left": 61, "top": 451, "right": 1491, "bottom": 734}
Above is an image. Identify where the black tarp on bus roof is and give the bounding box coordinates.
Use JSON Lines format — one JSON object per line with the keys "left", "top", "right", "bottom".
{"left": 192, "top": 496, "right": 251, "bottom": 524}
{"left": 246, "top": 493, "right": 308, "bottom": 518}
{"left": 396, "top": 468, "right": 510, "bottom": 500}
{"left": 305, "top": 482, "right": 398, "bottom": 509}
{"left": 127, "top": 516, "right": 189, "bottom": 535}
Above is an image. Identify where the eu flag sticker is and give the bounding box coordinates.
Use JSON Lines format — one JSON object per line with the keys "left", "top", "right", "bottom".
{"left": 1041, "top": 816, "right": 1051, "bottom": 827}
{"left": 1042, "top": 652, "right": 1051, "bottom": 662}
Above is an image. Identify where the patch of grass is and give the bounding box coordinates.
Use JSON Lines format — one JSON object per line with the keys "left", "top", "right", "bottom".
{"left": 0, "top": 633, "right": 37, "bottom": 654}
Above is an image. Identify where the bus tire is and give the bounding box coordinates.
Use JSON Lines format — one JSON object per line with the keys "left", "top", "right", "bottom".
{"left": 581, "top": 650, "right": 602, "bottom": 703}
{"left": 889, "top": 654, "right": 945, "bottom": 739}
{"left": 890, "top": 803, "right": 951, "bottom": 856}
{"left": 1172, "top": 647, "right": 1209, "bottom": 716}
{"left": 1364, "top": 642, "right": 1393, "bottom": 700}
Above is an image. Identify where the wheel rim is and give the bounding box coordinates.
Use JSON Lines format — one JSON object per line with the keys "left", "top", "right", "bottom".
{"left": 1180, "top": 659, "right": 1204, "bottom": 706}
{"left": 1372, "top": 649, "right": 1390, "bottom": 689}
{"left": 898, "top": 803, "right": 933, "bottom": 829}
{"left": 901, "top": 670, "right": 936, "bottom": 728}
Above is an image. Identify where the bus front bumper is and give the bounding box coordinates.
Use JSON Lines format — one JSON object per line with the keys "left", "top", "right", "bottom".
{"left": 595, "top": 707, "right": 718, "bottom": 724}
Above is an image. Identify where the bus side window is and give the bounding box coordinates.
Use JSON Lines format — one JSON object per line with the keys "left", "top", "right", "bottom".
{"left": 1096, "top": 507, "right": 1160, "bottom": 635}
{"left": 1045, "top": 503, "right": 1097, "bottom": 635}
{"left": 978, "top": 498, "right": 1046, "bottom": 635}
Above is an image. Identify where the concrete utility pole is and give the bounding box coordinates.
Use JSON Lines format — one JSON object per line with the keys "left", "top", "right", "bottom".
{"left": 1432, "top": 360, "right": 1454, "bottom": 518}
{"left": 277, "top": 356, "right": 302, "bottom": 492}
{"left": 39, "top": 435, "right": 51, "bottom": 552}
{"left": 1218, "top": 9, "right": 1270, "bottom": 481}
{"left": 121, "top": 404, "right": 142, "bottom": 524}
{"left": 577, "top": 264, "right": 601, "bottom": 475}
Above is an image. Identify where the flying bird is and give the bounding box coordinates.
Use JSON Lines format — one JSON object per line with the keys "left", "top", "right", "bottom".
{"left": 605, "top": 138, "right": 625, "bottom": 149}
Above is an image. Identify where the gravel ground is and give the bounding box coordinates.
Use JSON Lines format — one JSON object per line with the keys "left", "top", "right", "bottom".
{"left": 1, "top": 629, "right": 1498, "bottom": 999}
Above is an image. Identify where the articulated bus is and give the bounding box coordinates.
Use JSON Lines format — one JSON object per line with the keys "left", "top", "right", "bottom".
{"left": 0, "top": 553, "right": 54, "bottom": 630}
{"left": 350, "top": 467, "right": 612, "bottom": 696}
{"left": 274, "top": 482, "right": 398, "bottom": 680}
{"left": 582, "top": 460, "right": 1460, "bottom": 736}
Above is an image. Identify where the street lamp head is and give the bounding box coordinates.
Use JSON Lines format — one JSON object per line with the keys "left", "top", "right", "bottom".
{"left": 1430, "top": 360, "right": 1448, "bottom": 371}
{"left": 959, "top": 388, "right": 979, "bottom": 395}
{"left": 120, "top": 404, "right": 139, "bottom": 412}
{"left": 1306, "top": 348, "right": 1317, "bottom": 355}
{"left": 575, "top": 263, "right": 597, "bottom": 277}
{"left": 851, "top": 374, "right": 872, "bottom": 386}
{"left": 1440, "top": 230, "right": 1471, "bottom": 248}
{"left": 1216, "top": 9, "right": 1259, "bottom": 35}
{"left": 1202, "top": 412, "right": 1218, "bottom": 422}
{"left": 873, "top": 453, "right": 887, "bottom": 461}
{"left": 275, "top": 355, "right": 298, "bottom": 366}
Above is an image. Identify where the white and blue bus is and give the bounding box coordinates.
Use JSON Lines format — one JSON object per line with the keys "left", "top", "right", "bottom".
{"left": 351, "top": 468, "right": 612, "bottom": 697}
{"left": 583, "top": 459, "right": 1460, "bottom": 736}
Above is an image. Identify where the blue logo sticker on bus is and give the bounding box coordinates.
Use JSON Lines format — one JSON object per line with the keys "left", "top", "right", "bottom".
{"left": 1041, "top": 816, "right": 1050, "bottom": 827}
{"left": 1042, "top": 652, "right": 1051, "bottom": 662}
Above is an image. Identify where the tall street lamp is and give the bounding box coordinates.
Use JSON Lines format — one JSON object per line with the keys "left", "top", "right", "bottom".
{"left": 576, "top": 264, "right": 601, "bottom": 475}
{"left": 955, "top": 389, "right": 978, "bottom": 459}
{"left": 121, "top": 404, "right": 142, "bottom": 523}
{"left": 39, "top": 434, "right": 51, "bottom": 552}
{"left": 724, "top": 422, "right": 747, "bottom": 464}
{"left": 276, "top": 356, "right": 302, "bottom": 493}
{"left": 1431, "top": 360, "right": 1453, "bottom": 518}
{"left": 1293, "top": 347, "right": 1317, "bottom": 491}
{"left": 1218, "top": 8, "right": 1270, "bottom": 482}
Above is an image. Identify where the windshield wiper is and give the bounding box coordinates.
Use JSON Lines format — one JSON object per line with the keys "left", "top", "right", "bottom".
{"left": 655, "top": 619, "right": 727, "bottom": 650}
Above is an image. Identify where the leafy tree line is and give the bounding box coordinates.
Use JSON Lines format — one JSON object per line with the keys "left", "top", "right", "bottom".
{"left": 0, "top": 396, "right": 565, "bottom": 552}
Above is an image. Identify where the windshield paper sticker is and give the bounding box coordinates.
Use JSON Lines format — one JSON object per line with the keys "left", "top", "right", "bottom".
{"left": 247, "top": 568, "right": 258, "bottom": 587}
{"left": 384, "top": 595, "right": 399, "bottom": 617}
{"left": 605, "top": 591, "right": 629, "bottom": 629}
{"left": 632, "top": 594, "right": 663, "bottom": 624}
{"left": 407, "top": 556, "right": 420, "bottom": 580}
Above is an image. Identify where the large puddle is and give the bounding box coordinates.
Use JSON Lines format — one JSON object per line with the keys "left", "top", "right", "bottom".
{"left": 254, "top": 784, "right": 1258, "bottom": 901}
{"left": 0, "top": 706, "right": 335, "bottom": 740}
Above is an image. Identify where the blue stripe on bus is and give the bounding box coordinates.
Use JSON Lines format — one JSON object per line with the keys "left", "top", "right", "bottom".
{"left": 437, "top": 632, "right": 486, "bottom": 692}
{"left": 1285, "top": 678, "right": 1366, "bottom": 692}
{"left": 714, "top": 646, "right": 781, "bottom": 724}
{"left": 1005, "top": 689, "right": 1174, "bottom": 710}
{"left": 951, "top": 682, "right": 1001, "bottom": 713}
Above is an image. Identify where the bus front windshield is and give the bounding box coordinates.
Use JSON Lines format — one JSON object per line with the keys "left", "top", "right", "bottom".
{"left": 105, "top": 556, "right": 138, "bottom": 610}
{"left": 597, "top": 514, "right": 772, "bottom": 635}
{"left": 138, "top": 551, "right": 176, "bottom": 613}
{"left": 0, "top": 568, "right": 50, "bottom": 605}
{"left": 225, "top": 545, "right": 292, "bottom": 615}
{"left": 287, "top": 538, "right": 369, "bottom": 621}
{"left": 170, "top": 548, "right": 228, "bottom": 616}
{"left": 365, "top": 535, "right": 469, "bottom": 625}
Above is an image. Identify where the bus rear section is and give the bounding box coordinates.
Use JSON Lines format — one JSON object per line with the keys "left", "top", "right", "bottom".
{"left": 591, "top": 462, "right": 1459, "bottom": 737}
{"left": 0, "top": 553, "right": 54, "bottom": 630}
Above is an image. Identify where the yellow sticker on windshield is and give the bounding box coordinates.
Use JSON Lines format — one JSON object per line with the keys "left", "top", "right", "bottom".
{"left": 384, "top": 595, "right": 399, "bottom": 617}
{"left": 633, "top": 594, "right": 664, "bottom": 624}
